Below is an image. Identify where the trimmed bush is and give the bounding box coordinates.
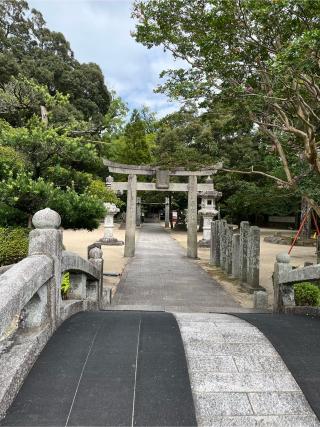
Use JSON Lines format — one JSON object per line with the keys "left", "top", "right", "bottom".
{"left": 0, "top": 227, "right": 29, "bottom": 266}
{"left": 294, "top": 282, "right": 320, "bottom": 307}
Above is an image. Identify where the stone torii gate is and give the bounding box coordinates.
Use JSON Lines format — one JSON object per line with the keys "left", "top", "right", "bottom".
{"left": 103, "top": 159, "right": 222, "bottom": 259}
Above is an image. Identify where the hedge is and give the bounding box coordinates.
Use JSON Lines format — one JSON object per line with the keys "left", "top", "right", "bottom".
{"left": 294, "top": 282, "right": 320, "bottom": 307}
{"left": 0, "top": 227, "right": 29, "bottom": 266}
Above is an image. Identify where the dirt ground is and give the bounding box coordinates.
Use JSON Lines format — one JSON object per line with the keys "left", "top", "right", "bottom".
{"left": 63, "top": 223, "right": 129, "bottom": 292}
{"left": 167, "top": 226, "right": 317, "bottom": 308}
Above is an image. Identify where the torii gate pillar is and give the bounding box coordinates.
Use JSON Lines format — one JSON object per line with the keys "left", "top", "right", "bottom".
{"left": 124, "top": 174, "right": 137, "bottom": 257}
{"left": 187, "top": 175, "right": 198, "bottom": 259}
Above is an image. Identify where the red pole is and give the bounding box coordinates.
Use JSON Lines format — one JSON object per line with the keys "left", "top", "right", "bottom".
{"left": 288, "top": 210, "right": 310, "bottom": 254}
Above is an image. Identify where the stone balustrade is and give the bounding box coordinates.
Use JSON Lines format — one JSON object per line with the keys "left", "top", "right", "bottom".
{"left": 273, "top": 253, "right": 320, "bottom": 313}
{"left": 0, "top": 208, "right": 104, "bottom": 418}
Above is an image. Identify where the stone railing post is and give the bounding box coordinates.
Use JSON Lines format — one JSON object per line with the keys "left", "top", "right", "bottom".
{"left": 28, "top": 208, "right": 62, "bottom": 331}
{"left": 273, "top": 253, "right": 293, "bottom": 313}
{"left": 239, "top": 221, "right": 250, "bottom": 284}
{"left": 88, "top": 247, "right": 104, "bottom": 308}
{"left": 247, "top": 226, "right": 260, "bottom": 288}
{"left": 232, "top": 233, "right": 240, "bottom": 278}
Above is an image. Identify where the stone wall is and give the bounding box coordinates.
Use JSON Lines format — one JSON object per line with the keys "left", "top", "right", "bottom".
{"left": 210, "top": 220, "right": 261, "bottom": 292}
{"left": 0, "top": 208, "right": 104, "bottom": 419}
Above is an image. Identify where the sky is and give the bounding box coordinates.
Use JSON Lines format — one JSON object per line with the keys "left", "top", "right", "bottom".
{"left": 27, "top": 0, "right": 183, "bottom": 118}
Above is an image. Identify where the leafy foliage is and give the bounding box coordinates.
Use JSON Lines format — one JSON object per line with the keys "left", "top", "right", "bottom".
{"left": 0, "top": 0, "right": 111, "bottom": 125}
{"left": 133, "top": 0, "right": 320, "bottom": 214}
{"left": 61, "top": 272, "right": 71, "bottom": 298}
{"left": 294, "top": 282, "right": 320, "bottom": 307}
{"left": 0, "top": 227, "right": 29, "bottom": 266}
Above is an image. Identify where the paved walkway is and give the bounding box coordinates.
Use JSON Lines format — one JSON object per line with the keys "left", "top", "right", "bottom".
{"left": 177, "top": 313, "right": 319, "bottom": 427}
{"left": 112, "top": 223, "right": 242, "bottom": 312}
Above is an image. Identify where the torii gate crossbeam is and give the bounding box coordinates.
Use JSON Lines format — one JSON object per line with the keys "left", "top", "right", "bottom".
{"left": 104, "top": 159, "right": 222, "bottom": 259}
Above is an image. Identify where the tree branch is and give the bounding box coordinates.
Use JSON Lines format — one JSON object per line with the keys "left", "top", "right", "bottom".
{"left": 220, "top": 167, "right": 289, "bottom": 186}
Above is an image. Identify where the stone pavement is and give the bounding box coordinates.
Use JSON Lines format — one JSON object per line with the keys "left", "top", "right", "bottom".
{"left": 177, "top": 313, "right": 319, "bottom": 427}
{"left": 111, "top": 223, "right": 245, "bottom": 312}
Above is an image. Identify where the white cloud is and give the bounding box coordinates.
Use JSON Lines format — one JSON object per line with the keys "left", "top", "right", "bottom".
{"left": 28, "top": 0, "right": 183, "bottom": 116}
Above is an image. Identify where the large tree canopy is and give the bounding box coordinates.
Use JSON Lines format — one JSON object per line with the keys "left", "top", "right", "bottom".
{"left": 0, "top": 0, "right": 123, "bottom": 229}
{"left": 0, "top": 0, "right": 111, "bottom": 125}
{"left": 133, "top": 0, "right": 320, "bottom": 213}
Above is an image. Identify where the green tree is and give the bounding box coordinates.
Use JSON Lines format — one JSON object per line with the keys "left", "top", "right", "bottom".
{"left": 123, "top": 109, "right": 152, "bottom": 165}
{"left": 0, "top": 0, "right": 111, "bottom": 125}
{"left": 133, "top": 0, "right": 320, "bottom": 213}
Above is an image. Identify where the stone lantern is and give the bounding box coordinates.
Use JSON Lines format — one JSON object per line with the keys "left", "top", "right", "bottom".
{"left": 198, "top": 177, "right": 222, "bottom": 247}
{"left": 99, "top": 202, "right": 124, "bottom": 246}
{"left": 106, "top": 175, "right": 114, "bottom": 190}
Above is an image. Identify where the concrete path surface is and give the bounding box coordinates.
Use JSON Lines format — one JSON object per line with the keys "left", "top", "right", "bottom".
{"left": 111, "top": 223, "right": 243, "bottom": 312}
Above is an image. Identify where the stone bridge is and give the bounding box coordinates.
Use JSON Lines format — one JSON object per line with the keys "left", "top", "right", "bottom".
{"left": 0, "top": 208, "right": 320, "bottom": 426}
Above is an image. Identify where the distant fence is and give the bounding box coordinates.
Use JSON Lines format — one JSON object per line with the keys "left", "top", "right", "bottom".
{"left": 0, "top": 208, "right": 104, "bottom": 418}
{"left": 210, "top": 220, "right": 261, "bottom": 291}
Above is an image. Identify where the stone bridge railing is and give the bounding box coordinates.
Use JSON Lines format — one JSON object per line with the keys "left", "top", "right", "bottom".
{"left": 0, "top": 208, "right": 104, "bottom": 418}
{"left": 273, "top": 253, "right": 320, "bottom": 313}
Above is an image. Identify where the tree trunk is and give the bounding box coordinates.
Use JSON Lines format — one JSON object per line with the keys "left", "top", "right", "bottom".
{"left": 27, "top": 214, "right": 33, "bottom": 229}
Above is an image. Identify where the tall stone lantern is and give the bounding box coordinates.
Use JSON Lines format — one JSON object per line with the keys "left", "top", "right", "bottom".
{"left": 198, "top": 177, "right": 222, "bottom": 247}
{"left": 99, "top": 176, "right": 124, "bottom": 246}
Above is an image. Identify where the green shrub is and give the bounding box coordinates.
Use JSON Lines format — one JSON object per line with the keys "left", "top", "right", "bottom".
{"left": 294, "top": 282, "right": 320, "bottom": 307}
{"left": 0, "top": 227, "right": 29, "bottom": 266}
{"left": 61, "top": 272, "right": 71, "bottom": 299}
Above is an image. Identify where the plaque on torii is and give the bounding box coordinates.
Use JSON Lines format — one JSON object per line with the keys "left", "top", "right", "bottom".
{"left": 103, "top": 159, "right": 223, "bottom": 259}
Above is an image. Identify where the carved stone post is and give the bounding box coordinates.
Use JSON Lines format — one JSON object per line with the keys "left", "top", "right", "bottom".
{"left": 231, "top": 233, "right": 240, "bottom": 278}
{"left": 165, "top": 197, "right": 170, "bottom": 228}
{"left": 247, "top": 226, "right": 260, "bottom": 288}
{"left": 124, "top": 174, "right": 137, "bottom": 257}
{"left": 225, "top": 225, "right": 233, "bottom": 275}
{"left": 136, "top": 197, "right": 142, "bottom": 227}
{"left": 219, "top": 220, "right": 227, "bottom": 269}
{"left": 187, "top": 175, "right": 198, "bottom": 258}
{"left": 28, "top": 208, "right": 62, "bottom": 331}
{"left": 239, "top": 221, "right": 250, "bottom": 284}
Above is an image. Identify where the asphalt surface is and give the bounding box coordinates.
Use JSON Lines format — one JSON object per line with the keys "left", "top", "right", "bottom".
{"left": 0, "top": 312, "right": 197, "bottom": 427}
